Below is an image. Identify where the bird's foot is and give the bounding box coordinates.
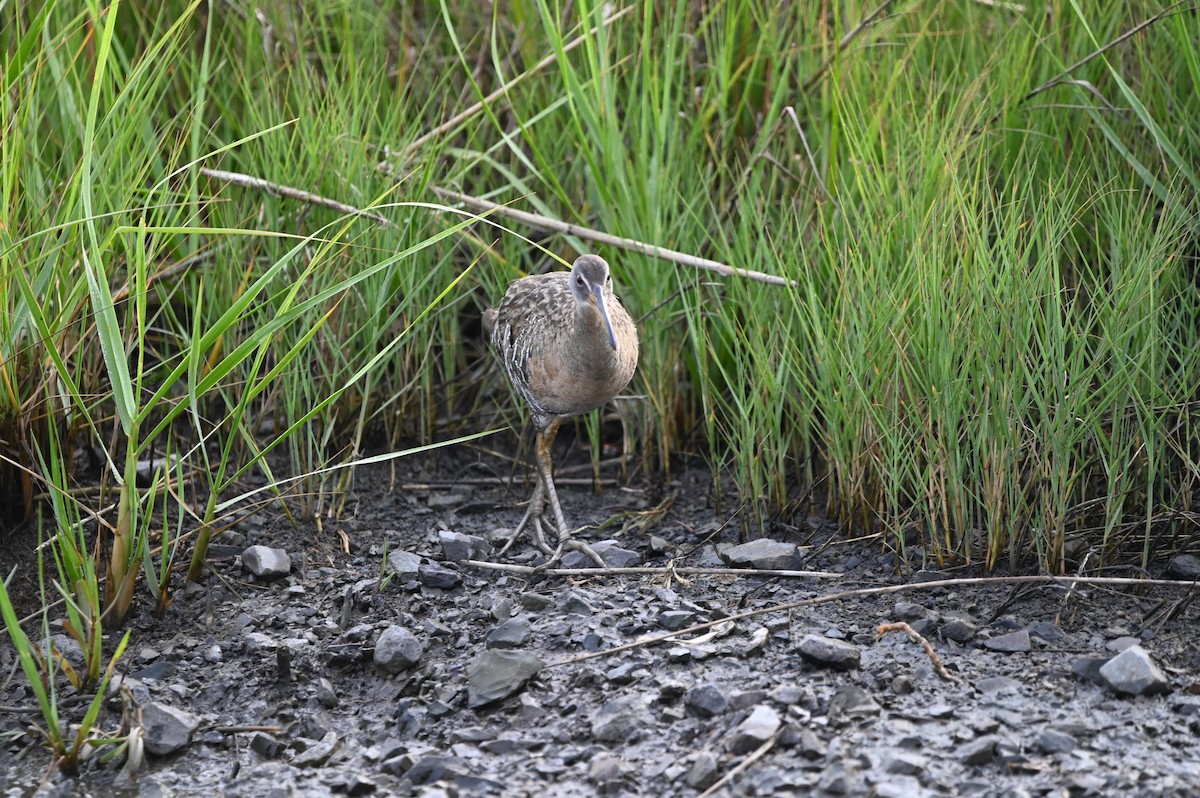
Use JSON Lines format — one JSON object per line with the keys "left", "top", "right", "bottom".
{"left": 534, "top": 527, "right": 606, "bottom": 571}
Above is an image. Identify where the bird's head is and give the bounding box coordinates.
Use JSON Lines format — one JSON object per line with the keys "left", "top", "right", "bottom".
{"left": 570, "top": 254, "right": 618, "bottom": 351}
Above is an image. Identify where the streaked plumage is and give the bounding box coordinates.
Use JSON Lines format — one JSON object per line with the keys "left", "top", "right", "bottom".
{"left": 483, "top": 254, "right": 638, "bottom": 565}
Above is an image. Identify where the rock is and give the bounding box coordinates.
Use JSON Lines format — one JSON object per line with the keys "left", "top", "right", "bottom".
{"left": 977, "top": 676, "right": 1020, "bottom": 695}
{"left": 685, "top": 751, "right": 719, "bottom": 789}
{"left": 558, "top": 590, "right": 596, "bottom": 615}
{"left": 315, "top": 677, "right": 339, "bottom": 709}
{"left": 242, "top": 545, "right": 291, "bottom": 579}
{"left": 827, "top": 685, "right": 880, "bottom": 722}
{"left": 884, "top": 751, "right": 927, "bottom": 776}
{"left": 1099, "top": 646, "right": 1169, "bottom": 696}
{"left": 983, "top": 630, "right": 1031, "bottom": 653}
{"left": 1070, "top": 655, "right": 1109, "bottom": 684}
{"left": 386, "top": 550, "right": 422, "bottom": 581}
{"left": 658, "top": 610, "right": 695, "bottom": 631}
{"left": 486, "top": 617, "right": 532, "bottom": 649}
{"left": 418, "top": 563, "right": 462, "bottom": 589}
{"left": 957, "top": 735, "right": 998, "bottom": 765}
{"left": 797, "top": 634, "right": 861, "bottom": 670}
{"left": 685, "top": 684, "right": 728, "bottom": 718}
{"left": 875, "top": 776, "right": 924, "bottom": 798}
{"left": 587, "top": 751, "right": 625, "bottom": 784}
{"left": 561, "top": 540, "right": 640, "bottom": 569}
{"left": 250, "top": 732, "right": 284, "bottom": 759}
{"left": 893, "top": 601, "right": 934, "bottom": 621}
{"left": 941, "top": 618, "right": 977, "bottom": 642}
{"left": 519, "top": 592, "right": 554, "bottom": 611}
{"left": 717, "top": 539, "right": 802, "bottom": 570}
{"left": 141, "top": 702, "right": 200, "bottom": 756}
{"left": 438, "top": 530, "right": 489, "bottom": 562}
{"left": 591, "top": 695, "right": 649, "bottom": 742}
{"left": 727, "top": 705, "right": 781, "bottom": 754}
{"left": 292, "top": 731, "right": 340, "bottom": 767}
{"left": 467, "top": 650, "right": 545, "bottom": 708}
{"left": 1026, "top": 621, "right": 1065, "bottom": 642}
{"left": 1036, "top": 729, "right": 1077, "bottom": 753}
{"left": 1165, "top": 554, "right": 1200, "bottom": 580}
{"left": 491, "top": 596, "right": 515, "bottom": 620}
{"left": 374, "top": 626, "right": 425, "bottom": 674}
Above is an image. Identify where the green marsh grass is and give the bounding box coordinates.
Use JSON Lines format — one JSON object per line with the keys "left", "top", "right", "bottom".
{"left": 1, "top": 0, "right": 1199, "bottom": 766}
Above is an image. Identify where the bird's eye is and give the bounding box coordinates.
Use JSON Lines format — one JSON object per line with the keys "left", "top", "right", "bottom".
{"left": 576, "top": 276, "right": 585, "bottom": 287}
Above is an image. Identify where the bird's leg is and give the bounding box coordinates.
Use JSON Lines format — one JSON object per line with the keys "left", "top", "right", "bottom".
{"left": 496, "top": 477, "right": 546, "bottom": 558}
{"left": 535, "top": 420, "right": 605, "bottom": 568}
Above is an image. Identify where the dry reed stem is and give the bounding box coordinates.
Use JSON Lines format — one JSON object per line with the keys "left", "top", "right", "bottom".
{"left": 461, "top": 560, "right": 840, "bottom": 579}
{"left": 429, "top": 186, "right": 795, "bottom": 287}
{"left": 199, "top": 167, "right": 390, "bottom": 225}
{"left": 877, "top": 621, "right": 962, "bottom": 684}
{"left": 696, "top": 730, "right": 782, "bottom": 798}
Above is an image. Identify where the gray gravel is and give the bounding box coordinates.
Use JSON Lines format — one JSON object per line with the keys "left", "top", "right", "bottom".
{"left": 3, "top": 458, "right": 1200, "bottom": 797}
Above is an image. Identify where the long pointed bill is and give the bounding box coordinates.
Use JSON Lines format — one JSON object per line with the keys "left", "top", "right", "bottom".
{"left": 591, "top": 288, "right": 619, "bottom": 350}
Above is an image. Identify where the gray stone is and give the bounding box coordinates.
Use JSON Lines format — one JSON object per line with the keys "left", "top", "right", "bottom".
{"left": 242, "top": 545, "right": 291, "bottom": 579}
{"left": 1026, "top": 621, "right": 1065, "bottom": 642}
{"left": 485, "top": 617, "right": 532, "bottom": 649}
{"left": 797, "top": 634, "right": 861, "bottom": 670}
{"left": 1166, "top": 553, "right": 1200, "bottom": 580}
{"left": 717, "top": 539, "right": 802, "bottom": 570}
{"left": 587, "top": 751, "right": 625, "bottom": 784}
{"left": 977, "top": 675, "right": 1020, "bottom": 694}
{"left": 894, "top": 601, "right": 934, "bottom": 621}
{"left": 438, "top": 530, "right": 489, "bottom": 562}
{"left": 1099, "top": 645, "right": 1169, "bottom": 696}
{"left": 561, "top": 539, "right": 640, "bottom": 569}
{"left": 685, "top": 751, "right": 719, "bottom": 789}
{"left": 957, "top": 735, "right": 998, "bottom": 765}
{"left": 250, "top": 732, "right": 284, "bottom": 759}
{"left": 658, "top": 610, "right": 695, "bottom": 631}
{"left": 418, "top": 563, "right": 462, "bottom": 589}
{"left": 828, "top": 684, "right": 880, "bottom": 721}
{"left": 519, "top": 592, "right": 554, "bottom": 611}
{"left": 467, "top": 650, "right": 545, "bottom": 708}
{"left": 884, "top": 751, "right": 927, "bottom": 776}
{"left": 1070, "top": 655, "right": 1108, "bottom": 684}
{"left": 141, "top": 702, "right": 200, "bottom": 756}
{"left": 685, "top": 684, "right": 728, "bottom": 718}
{"left": 875, "top": 776, "right": 924, "bottom": 798}
{"left": 292, "top": 731, "right": 340, "bottom": 767}
{"left": 1036, "top": 729, "right": 1077, "bottom": 753}
{"left": 386, "top": 550, "right": 422, "bottom": 581}
{"left": 315, "top": 677, "right": 338, "bottom": 709}
{"left": 941, "top": 618, "right": 977, "bottom": 642}
{"left": 727, "top": 705, "right": 781, "bottom": 754}
{"left": 591, "top": 695, "right": 649, "bottom": 742}
{"left": 558, "top": 590, "right": 596, "bottom": 615}
{"left": 374, "top": 625, "right": 425, "bottom": 674}
{"left": 983, "top": 629, "right": 1031, "bottom": 653}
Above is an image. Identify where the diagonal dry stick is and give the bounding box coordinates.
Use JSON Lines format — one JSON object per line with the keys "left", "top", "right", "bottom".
{"left": 429, "top": 186, "right": 795, "bottom": 287}
{"left": 697, "top": 730, "right": 782, "bottom": 798}
{"left": 199, "top": 166, "right": 390, "bottom": 225}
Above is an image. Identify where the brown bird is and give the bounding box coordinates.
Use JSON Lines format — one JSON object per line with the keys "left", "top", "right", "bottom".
{"left": 482, "top": 254, "right": 639, "bottom": 566}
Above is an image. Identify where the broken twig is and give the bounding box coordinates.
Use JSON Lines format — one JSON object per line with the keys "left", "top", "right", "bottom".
{"left": 430, "top": 186, "right": 795, "bottom": 287}
{"left": 199, "top": 166, "right": 389, "bottom": 225}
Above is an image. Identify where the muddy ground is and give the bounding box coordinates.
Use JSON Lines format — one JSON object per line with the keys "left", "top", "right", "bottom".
{"left": 3, "top": 437, "right": 1200, "bottom": 797}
